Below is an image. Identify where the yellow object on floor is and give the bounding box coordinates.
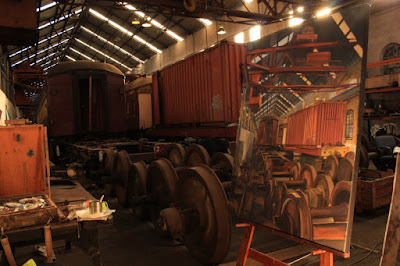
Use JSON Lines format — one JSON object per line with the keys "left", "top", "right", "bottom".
{"left": 23, "top": 259, "right": 37, "bottom": 266}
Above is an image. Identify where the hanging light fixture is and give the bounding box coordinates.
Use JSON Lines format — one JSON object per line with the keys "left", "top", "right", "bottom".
{"left": 217, "top": 25, "right": 226, "bottom": 35}
{"left": 142, "top": 21, "right": 152, "bottom": 27}
{"left": 132, "top": 18, "right": 141, "bottom": 25}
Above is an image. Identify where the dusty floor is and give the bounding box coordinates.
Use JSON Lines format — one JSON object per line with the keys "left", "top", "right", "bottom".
{"left": 9, "top": 194, "right": 391, "bottom": 266}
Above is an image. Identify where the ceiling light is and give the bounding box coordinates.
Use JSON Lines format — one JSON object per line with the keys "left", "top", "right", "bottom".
{"left": 132, "top": 19, "right": 141, "bottom": 25}
{"left": 297, "top": 6, "right": 304, "bottom": 12}
{"left": 142, "top": 22, "right": 152, "bottom": 28}
{"left": 217, "top": 25, "right": 226, "bottom": 35}
{"left": 244, "top": 0, "right": 253, "bottom": 3}
{"left": 289, "top": 18, "right": 304, "bottom": 27}
{"left": 121, "top": 3, "right": 183, "bottom": 42}
{"left": 316, "top": 8, "right": 331, "bottom": 17}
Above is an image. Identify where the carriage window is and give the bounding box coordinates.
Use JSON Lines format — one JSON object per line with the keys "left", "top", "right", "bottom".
{"left": 382, "top": 43, "right": 400, "bottom": 75}
{"left": 346, "top": 109, "right": 354, "bottom": 139}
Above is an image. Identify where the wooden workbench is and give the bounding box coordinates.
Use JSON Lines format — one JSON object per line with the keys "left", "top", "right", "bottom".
{"left": 1, "top": 179, "right": 105, "bottom": 266}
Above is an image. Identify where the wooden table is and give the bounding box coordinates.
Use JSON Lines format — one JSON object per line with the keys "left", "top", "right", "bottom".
{"left": 1, "top": 179, "right": 105, "bottom": 266}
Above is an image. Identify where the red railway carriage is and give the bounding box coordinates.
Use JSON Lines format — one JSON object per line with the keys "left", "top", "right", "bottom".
{"left": 46, "top": 61, "right": 126, "bottom": 137}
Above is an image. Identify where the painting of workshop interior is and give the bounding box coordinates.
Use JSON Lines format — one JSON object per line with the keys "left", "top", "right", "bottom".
{"left": 230, "top": 4, "right": 368, "bottom": 253}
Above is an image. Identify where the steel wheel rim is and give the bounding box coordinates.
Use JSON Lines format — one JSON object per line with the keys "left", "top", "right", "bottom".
{"left": 168, "top": 143, "right": 185, "bottom": 167}
{"left": 113, "top": 150, "right": 131, "bottom": 206}
{"left": 300, "top": 164, "right": 317, "bottom": 188}
{"left": 146, "top": 158, "right": 179, "bottom": 222}
{"left": 184, "top": 144, "right": 211, "bottom": 167}
{"left": 128, "top": 161, "right": 148, "bottom": 218}
{"left": 323, "top": 155, "right": 339, "bottom": 180}
{"left": 210, "top": 152, "right": 234, "bottom": 182}
{"left": 177, "top": 165, "right": 231, "bottom": 264}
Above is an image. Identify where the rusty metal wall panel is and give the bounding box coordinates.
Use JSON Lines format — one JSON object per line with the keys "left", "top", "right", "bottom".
{"left": 154, "top": 42, "right": 245, "bottom": 126}
{"left": 285, "top": 102, "right": 346, "bottom": 147}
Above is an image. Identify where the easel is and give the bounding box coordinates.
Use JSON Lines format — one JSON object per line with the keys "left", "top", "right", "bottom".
{"left": 380, "top": 155, "right": 400, "bottom": 265}
{"left": 235, "top": 221, "right": 348, "bottom": 266}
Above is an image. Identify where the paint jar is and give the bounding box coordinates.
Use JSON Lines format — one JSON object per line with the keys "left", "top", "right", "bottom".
{"left": 88, "top": 200, "right": 108, "bottom": 214}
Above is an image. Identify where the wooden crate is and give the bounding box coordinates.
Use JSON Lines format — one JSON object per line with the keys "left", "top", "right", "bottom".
{"left": 356, "top": 170, "right": 394, "bottom": 213}
{"left": 0, "top": 122, "right": 58, "bottom": 230}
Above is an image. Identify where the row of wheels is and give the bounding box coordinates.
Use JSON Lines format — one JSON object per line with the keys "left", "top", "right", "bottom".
{"left": 100, "top": 143, "right": 234, "bottom": 264}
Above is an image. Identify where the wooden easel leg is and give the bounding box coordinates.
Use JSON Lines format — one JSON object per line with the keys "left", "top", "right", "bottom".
{"left": 44, "top": 225, "right": 54, "bottom": 263}
{"left": 0, "top": 237, "right": 16, "bottom": 266}
{"left": 320, "top": 251, "right": 333, "bottom": 266}
{"left": 236, "top": 225, "right": 255, "bottom": 266}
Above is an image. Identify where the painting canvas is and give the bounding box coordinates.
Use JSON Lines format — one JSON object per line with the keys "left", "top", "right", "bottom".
{"left": 230, "top": 3, "right": 369, "bottom": 253}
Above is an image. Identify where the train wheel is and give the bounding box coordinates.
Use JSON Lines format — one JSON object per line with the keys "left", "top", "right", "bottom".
{"left": 291, "top": 161, "right": 302, "bottom": 180}
{"left": 184, "top": 144, "right": 211, "bottom": 167}
{"left": 359, "top": 145, "right": 370, "bottom": 168}
{"left": 128, "top": 161, "right": 148, "bottom": 219}
{"left": 175, "top": 165, "right": 231, "bottom": 264}
{"left": 323, "top": 155, "right": 339, "bottom": 181}
{"left": 277, "top": 191, "right": 312, "bottom": 239}
{"left": 210, "top": 152, "right": 234, "bottom": 182}
{"left": 337, "top": 158, "right": 353, "bottom": 181}
{"left": 330, "top": 180, "right": 352, "bottom": 206}
{"left": 344, "top": 151, "right": 355, "bottom": 162}
{"left": 300, "top": 164, "right": 317, "bottom": 188}
{"left": 314, "top": 174, "right": 335, "bottom": 207}
{"left": 102, "top": 148, "right": 116, "bottom": 176}
{"left": 167, "top": 143, "right": 185, "bottom": 167}
{"left": 113, "top": 150, "right": 132, "bottom": 206}
{"left": 146, "top": 158, "right": 179, "bottom": 223}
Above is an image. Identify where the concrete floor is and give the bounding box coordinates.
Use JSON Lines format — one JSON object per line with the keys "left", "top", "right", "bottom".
{"left": 10, "top": 195, "right": 391, "bottom": 266}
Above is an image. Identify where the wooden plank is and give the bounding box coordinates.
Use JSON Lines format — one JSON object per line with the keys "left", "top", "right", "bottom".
{"left": 380, "top": 155, "right": 400, "bottom": 265}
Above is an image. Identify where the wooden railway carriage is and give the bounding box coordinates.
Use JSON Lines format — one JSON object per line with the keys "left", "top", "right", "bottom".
{"left": 46, "top": 61, "right": 126, "bottom": 137}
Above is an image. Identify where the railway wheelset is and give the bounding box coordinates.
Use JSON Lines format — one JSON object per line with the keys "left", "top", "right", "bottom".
{"left": 230, "top": 151, "right": 355, "bottom": 242}
{"left": 101, "top": 143, "right": 356, "bottom": 264}
{"left": 105, "top": 143, "right": 235, "bottom": 264}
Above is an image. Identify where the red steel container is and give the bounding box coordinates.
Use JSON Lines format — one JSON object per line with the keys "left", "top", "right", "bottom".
{"left": 152, "top": 42, "right": 246, "bottom": 127}
{"left": 285, "top": 102, "right": 346, "bottom": 147}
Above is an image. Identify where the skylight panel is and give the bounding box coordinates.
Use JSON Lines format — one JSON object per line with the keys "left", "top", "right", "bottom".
{"left": 80, "top": 26, "right": 144, "bottom": 64}
{"left": 38, "top": 9, "right": 82, "bottom": 30}
{"left": 75, "top": 38, "right": 133, "bottom": 71}
{"left": 65, "top": 55, "right": 76, "bottom": 61}
{"left": 11, "top": 40, "right": 67, "bottom": 67}
{"left": 9, "top": 27, "right": 73, "bottom": 58}
{"left": 36, "top": 1, "right": 57, "bottom": 12}
{"left": 70, "top": 47, "right": 95, "bottom": 61}
{"left": 89, "top": 9, "right": 163, "bottom": 53}
{"left": 198, "top": 18, "right": 212, "bottom": 26}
